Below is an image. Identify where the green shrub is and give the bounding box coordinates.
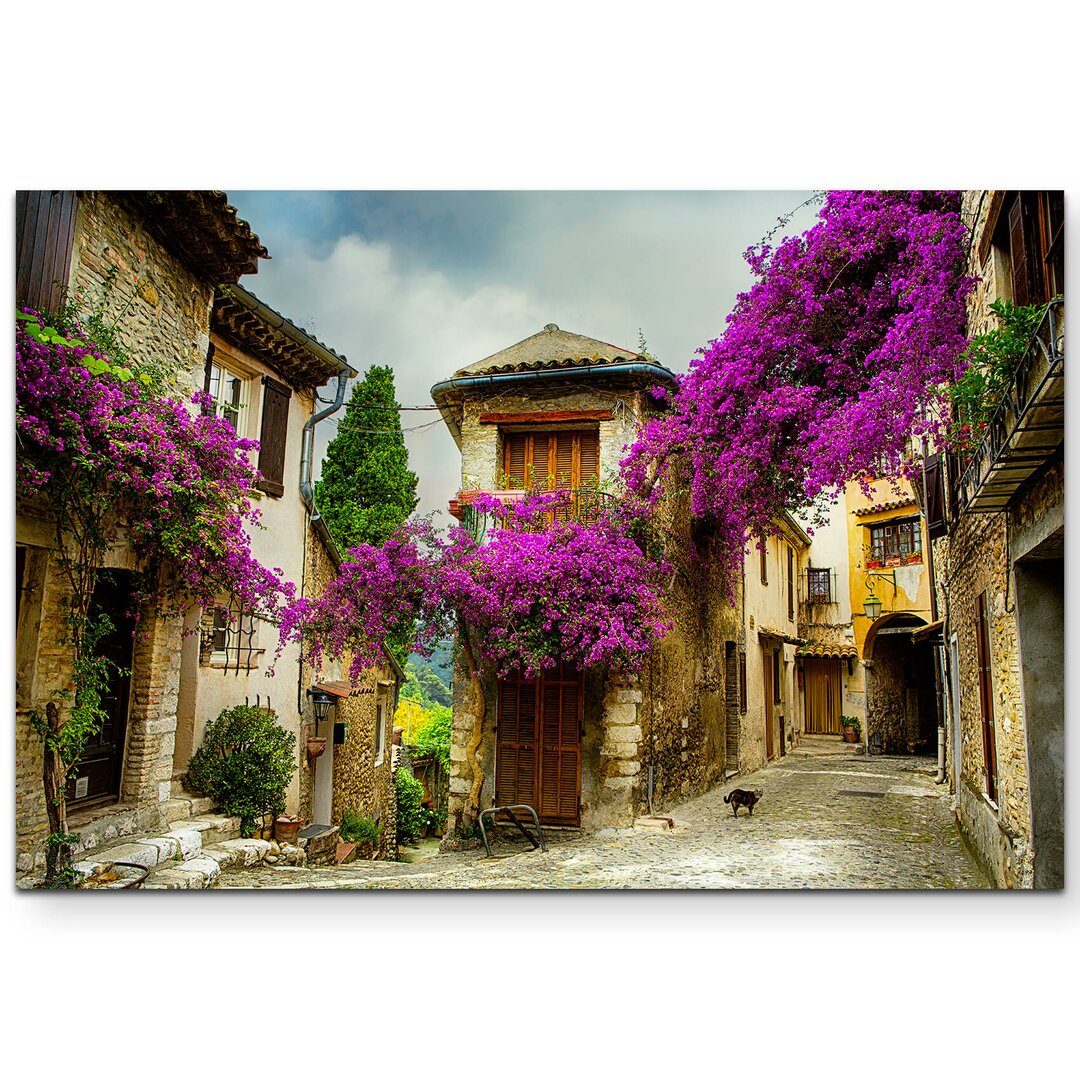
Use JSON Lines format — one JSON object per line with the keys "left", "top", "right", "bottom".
{"left": 840, "top": 715, "right": 861, "bottom": 739}
{"left": 395, "top": 768, "right": 426, "bottom": 848}
{"left": 187, "top": 706, "right": 296, "bottom": 837}
{"left": 339, "top": 808, "right": 380, "bottom": 845}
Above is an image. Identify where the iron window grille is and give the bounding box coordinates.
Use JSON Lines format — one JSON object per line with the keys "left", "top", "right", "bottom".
{"left": 806, "top": 567, "right": 833, "bottom": 604}
{"left": 211, "top": 601, "right": 260, "bottom": 673}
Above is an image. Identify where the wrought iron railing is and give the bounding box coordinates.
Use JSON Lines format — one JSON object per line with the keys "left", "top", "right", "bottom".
{"left": 951, "top": 299, "right": 1064, "bottom": 520}
{"left": 458, "top": 488, "right": 616, "bottom": 543}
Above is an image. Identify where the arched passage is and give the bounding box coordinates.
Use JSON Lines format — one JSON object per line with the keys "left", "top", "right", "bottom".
{"left": 864, "top": 612, "right": 937, "bottom": 755}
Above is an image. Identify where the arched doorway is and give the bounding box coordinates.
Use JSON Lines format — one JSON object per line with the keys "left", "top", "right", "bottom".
{"left": 864, "top": 613, "right": 937, "bottom": 755}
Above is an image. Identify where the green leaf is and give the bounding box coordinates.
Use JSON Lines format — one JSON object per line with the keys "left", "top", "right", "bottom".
{"left": 113, "top": 367, "right": 133, "bottom": 382}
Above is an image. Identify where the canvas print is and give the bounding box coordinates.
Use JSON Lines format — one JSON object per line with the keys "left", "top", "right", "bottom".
{"left": 14, "top": 189, "right": 1063, "bottom": 890}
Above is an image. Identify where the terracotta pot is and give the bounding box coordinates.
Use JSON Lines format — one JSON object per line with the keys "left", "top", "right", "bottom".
{"left": 307, "top": 736, "right": 327, "bottom": 762}
{"left": 275, "top": 816, "right": 302, "bottom": 844}
{"left": 843, "top": 726, "right": 858, "bottom": 743}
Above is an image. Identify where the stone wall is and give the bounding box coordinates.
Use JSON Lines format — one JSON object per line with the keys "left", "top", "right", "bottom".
{"left": 16, "top": 194, "right": 218, "bottom": 872}
{"left": 932, "top": 190, "right": 1064, "bottom": 888}
{"left": 68, "top": 192, "right": 214, "bottom": 394}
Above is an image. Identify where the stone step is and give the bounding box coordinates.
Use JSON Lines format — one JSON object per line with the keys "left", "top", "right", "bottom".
{"left": 166, "top": 795, "right": 218, "bottom": 823}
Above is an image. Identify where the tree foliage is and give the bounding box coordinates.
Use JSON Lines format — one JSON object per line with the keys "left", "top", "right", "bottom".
{"left": 315, "top": 365, "right": 419, "bottom": 552}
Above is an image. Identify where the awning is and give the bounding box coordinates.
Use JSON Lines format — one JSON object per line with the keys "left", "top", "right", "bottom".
{"left": 314, "top": 679, "right": 372, "bottom": 698}
{"left": 757, "top": 626, "right": 805, "bottom": 646}
{"left": 798, "top": 641, "right": 859, "bottom": 659}
{"left": 910, "top": 620, "right": 945, "bottom": 644}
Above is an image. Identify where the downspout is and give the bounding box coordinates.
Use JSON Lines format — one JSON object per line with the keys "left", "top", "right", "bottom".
{"left": 922, "top": 441, "right": 948, "bottom": 785}
{"left": 296, "top": 370, "right": 350, "bottom": 716}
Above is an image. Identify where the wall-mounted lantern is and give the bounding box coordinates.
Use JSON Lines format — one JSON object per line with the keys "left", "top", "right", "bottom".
{"left": 307, "top": 686, "right": 335, "bottom": 732}
{"left": 861, "top": 569, "right": 896, "bottom": 620}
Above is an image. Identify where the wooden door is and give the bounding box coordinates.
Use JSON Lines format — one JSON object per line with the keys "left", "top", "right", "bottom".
{"left": 496, "top": 660, "right": 582, "bottom": 826}
{"left": 804, "top": 658, "right": 843, "bottom": 734}
{"left": 68, "top": 571, "right": 135, "bottom": 809}
{"left": 763, "top": 651, "right": 775, "bottom": 759}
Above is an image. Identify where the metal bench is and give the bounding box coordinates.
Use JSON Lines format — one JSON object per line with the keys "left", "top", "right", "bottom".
{"left": 477, "top": 804, "right": 547, "bottom": 858}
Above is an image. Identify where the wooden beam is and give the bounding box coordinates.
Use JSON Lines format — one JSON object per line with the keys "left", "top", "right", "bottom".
{"left": 478, "top": 409, "right": 613, "bottom": 425}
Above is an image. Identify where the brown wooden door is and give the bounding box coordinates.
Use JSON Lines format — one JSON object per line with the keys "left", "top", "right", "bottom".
{"left": 496, "top": 660, "right": 582, "bottom": 825}
{"left": 804, "top": 658, "right": 843, "bottom": 734}
{"left": 67, "top": 571, "right": 135, "bottom": 809}
{"left": 763, "top": 651, "right": 775, "bottom": 759}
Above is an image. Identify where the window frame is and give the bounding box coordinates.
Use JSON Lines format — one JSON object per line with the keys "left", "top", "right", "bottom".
{"left": 807, "top": 567, "right": 832, "bottom": 604}
{"left": 374, "top": 693, "right": 387, "bottom": 767}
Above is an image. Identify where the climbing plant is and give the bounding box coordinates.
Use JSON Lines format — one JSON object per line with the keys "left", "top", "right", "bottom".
{"left": 16, "top": 305, "right": 294, "bottom": 883}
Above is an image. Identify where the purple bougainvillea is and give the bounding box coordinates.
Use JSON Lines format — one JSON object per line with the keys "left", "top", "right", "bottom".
{"left": 16, "top": 308, "right": 294, "bottom": 619}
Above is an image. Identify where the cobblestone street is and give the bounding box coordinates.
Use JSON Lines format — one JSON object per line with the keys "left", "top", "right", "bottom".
{"left": 217, "top": 746, "right": 989, "bottom": 889}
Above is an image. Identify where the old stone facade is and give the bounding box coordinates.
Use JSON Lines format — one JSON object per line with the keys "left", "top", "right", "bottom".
{"left": 433, "top": 325, "right": 742, "bottom": 837}
{"left": 930, "top": 189, "right": 1064, "bottom": 888}
{"left": 15, "top": 190, "right": 267, "bottom": 872}
{"left": 297, "top": 524, "right": 400, "bottom": 861}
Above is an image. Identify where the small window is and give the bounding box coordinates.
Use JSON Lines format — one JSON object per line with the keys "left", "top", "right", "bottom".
{"left": 787, "top": 546, "right": 795, "bottom": 620}
{"left": 374, "top": 695, "right": 386, "bottom": 766}
{"left": 738, "top": 651, "right": 747, "bottom": 714}
{"left": 773, "top": 649, "right": 782, "bottom": 704}
{"left": 759, "top": 537, "right": 768, "bottom": 585}
{"left": 869, "top": 519, "right": 922, "bottom": 563}
{"left": 210, "top": 599, "right": 260, "bottom": 669}
{"left": 807, "top": 568, "right": 832, "bottom": 604}
{"left": 206, "top": 361, "right": 247, "bottom": 433}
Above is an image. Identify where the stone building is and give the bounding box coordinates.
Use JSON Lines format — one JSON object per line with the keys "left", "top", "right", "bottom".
{"left": 925, "top": 189, "right": 1064, "bottom": 889}
{"left": 430, "top": 324, "right": 743, "bottom": 835}
{"left": 15, "top": 191, "right": 268, "bottom": 870}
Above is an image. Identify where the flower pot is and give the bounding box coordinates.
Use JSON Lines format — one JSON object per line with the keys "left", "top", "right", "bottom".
{"left": 275, "top": 816, "right": 302, "bottom": 844}
{"left": 843, "top": 726, "right": 858, "bottom": 743}
{"left": 307, "top": 736, "right": 327, "bottom": 763}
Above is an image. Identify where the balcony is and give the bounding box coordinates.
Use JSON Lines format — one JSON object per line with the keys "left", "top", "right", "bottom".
{"left": 952, "top": 299, "right": 1064, "bottom": 518}
{"left": 449, "top": 488, "right": 616, "bottom": 542}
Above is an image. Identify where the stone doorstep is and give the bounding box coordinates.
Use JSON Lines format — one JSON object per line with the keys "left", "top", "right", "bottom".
{"left": 166, "top": 795, "right": 217, "bottom": 823}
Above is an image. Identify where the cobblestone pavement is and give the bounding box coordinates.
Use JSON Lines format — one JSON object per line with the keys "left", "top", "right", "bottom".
{"left": 215, "top": 751, "right": 989, "bottom": 890}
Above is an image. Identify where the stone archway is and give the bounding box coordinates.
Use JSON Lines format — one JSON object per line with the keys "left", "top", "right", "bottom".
{"left": 864, "top": 613, "right": 937, "bottom": 755}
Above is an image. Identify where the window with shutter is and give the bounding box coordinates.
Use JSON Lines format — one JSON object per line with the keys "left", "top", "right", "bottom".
{"left": 738, "top": 651, "right": 747, "bottom": 714}
{"left": 257, "top": 376, "right": 292, "bottom": 498}
{"left": 16, "top": 190, "right": 78, "bottom": 313}
{"left": 500, "top": 428, "right": 600, "bottom": 492}
{"left": 974, "top": 592, "right": 998, "bottom": 802}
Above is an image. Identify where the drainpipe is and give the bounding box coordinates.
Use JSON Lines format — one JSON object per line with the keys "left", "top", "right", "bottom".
{"left": 295, "top": 370, "right": 350, "bottom": 716}
{"left": 921, "top": 441, "right": 948, "bottom": 785}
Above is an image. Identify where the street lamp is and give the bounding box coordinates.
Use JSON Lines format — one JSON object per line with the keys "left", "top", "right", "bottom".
{"left": 307, "top": 686, "right": 335, "bottom": 731}
{"left": 861, "top": 569, "right": 896, "bottom": 620}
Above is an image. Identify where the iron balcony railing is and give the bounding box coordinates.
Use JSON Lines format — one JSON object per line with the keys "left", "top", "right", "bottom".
{"left": 457, "top": 488, "right": 616, "bottom": 543}
{"left": 952, "top": 299, "right": 1064, "bottom": 519}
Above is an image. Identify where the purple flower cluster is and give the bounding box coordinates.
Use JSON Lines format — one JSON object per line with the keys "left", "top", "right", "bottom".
{"left": 16, "top": 309, "right": 295, "bottom": 619}
{"left": 621, "top": 190, "right": 974, "bottom": 580}
{"left": 280, "top": 492, "right": 670, "bottom": 681}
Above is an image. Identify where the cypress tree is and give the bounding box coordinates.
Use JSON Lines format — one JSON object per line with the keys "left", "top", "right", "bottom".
{"left": 315, "top": 365, "right": 419, "bottom": 553}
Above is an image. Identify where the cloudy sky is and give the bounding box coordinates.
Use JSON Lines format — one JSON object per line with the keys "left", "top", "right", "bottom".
{"left": 226, "top": 190, "right": 819, "bottom": 519}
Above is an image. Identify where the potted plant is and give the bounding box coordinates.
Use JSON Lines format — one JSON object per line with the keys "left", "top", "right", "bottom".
{"left": 840, "top": 715, "right": 861, "bottom": 743}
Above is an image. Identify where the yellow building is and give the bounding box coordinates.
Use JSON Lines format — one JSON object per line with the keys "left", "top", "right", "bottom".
{"left": 845, "top": 474, "right": 940, "bottom": 754}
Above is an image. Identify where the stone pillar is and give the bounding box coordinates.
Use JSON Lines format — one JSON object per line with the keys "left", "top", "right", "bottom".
{"left": 122, "top": 607, "right": 183, "bottom": 834}
{"left": 598, "top": 677, "right": 643, "bottom": 827}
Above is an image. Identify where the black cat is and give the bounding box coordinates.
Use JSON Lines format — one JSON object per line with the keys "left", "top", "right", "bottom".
{"left": 723, "top": 788, "right": 763, "bottom": 817}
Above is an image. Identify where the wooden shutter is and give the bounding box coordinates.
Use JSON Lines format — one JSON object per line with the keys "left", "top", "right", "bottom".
{"left": 495, "top": 675, "right": 538, "bottom": 810}
{"left": 496, "top": 663, "right": 581, "bottom": 826}
{"left": 579, "top": 430, "right": 600, "bottom": 487}
{"left": 552, "top": 432, "right": 575, "bottom": 489}
{"left": 16, "top": 190, "right": 78, "bottom": 313}
{"left": 503, "top": 432, "right": 528, "bottom": 488}
{"left": 256, "top": 376, "right": 292, "bottom": 498}
{"left": 538, "top": 661, "right": 582, "bottom": 824}
{"left": 787, "top": 547, "right": 795, "bottom": 620}
{"left": 924, "top": 454, "right": 946, "bottom": 538}
{"left": 1008, "top": 194, "right": 1029, "bottom": 307}
{"left": 974, "top": 592, "right": 998, "bottom": 801}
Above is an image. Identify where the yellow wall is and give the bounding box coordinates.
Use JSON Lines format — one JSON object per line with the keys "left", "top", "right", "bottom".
{"left": 845, "top": 476, "right": 933, "bottom": 659}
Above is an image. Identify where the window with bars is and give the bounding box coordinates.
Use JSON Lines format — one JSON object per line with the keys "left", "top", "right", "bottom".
{"left": 210, "top": 601, "right": 261, "bottom": 671}
{"left": 807, "top": 567, "right": 833, "bottom": 604}
{"left": 869, "top": 519, "right": 922, "bottom": 563}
